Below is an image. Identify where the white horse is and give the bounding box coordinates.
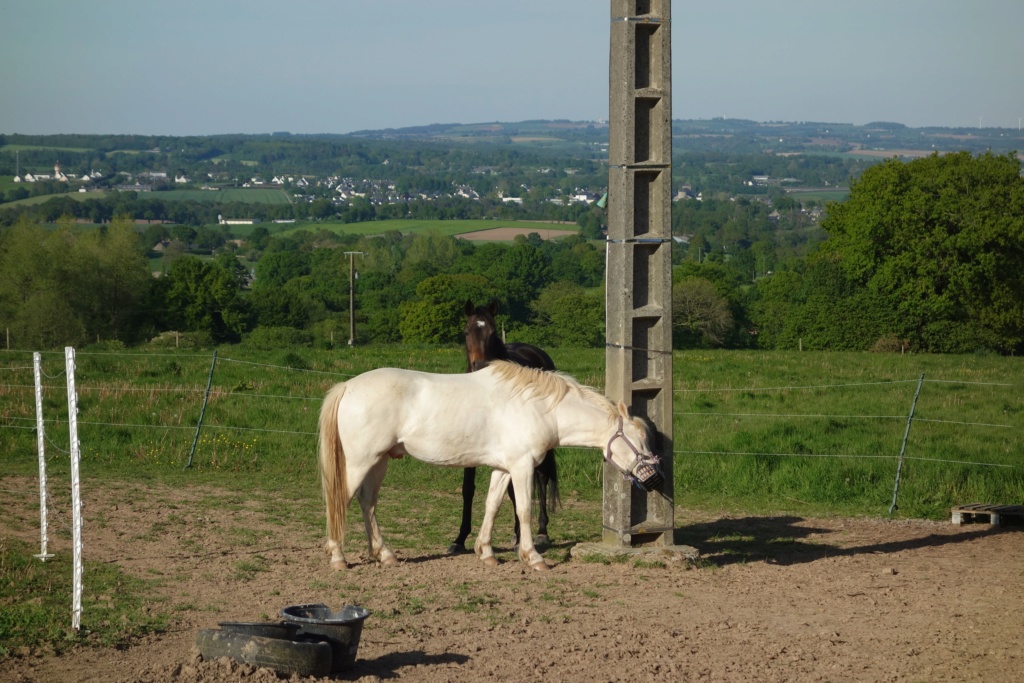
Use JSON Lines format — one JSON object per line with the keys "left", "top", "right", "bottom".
{"left": 318, "top": 360, "right": 664, "bottom": 572}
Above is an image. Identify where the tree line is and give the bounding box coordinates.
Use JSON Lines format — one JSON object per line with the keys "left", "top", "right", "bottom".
{"left": 1, "top": 150, "right": 1020, "bottom": 355}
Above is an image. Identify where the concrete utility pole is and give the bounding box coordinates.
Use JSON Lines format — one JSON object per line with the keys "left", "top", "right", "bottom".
{"left": 572, "top": 0, "right": 694, "bottom": 563}
{"left": 344, "top": 251, "right": 365, "bottom": 345}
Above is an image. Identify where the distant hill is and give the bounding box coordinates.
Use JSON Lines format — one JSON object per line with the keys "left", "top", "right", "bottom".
{"left": 348, "top": 117, "right": 1024, "bottom": 157}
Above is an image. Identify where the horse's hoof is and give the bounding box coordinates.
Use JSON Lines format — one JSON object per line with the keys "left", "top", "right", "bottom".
{"left": 329, "top": 559, "right": 348, "bottom": 571}
{"left": 446, "top": 543, "right": 469, "bottom": 555}
{"left": 481, "top": 556, "right": 499, "bottom": 568}
{"left": 534, "top": 535, "right": 550, "bottom": 550}
{"left": 530, "top": 560, "right": 550, "bottom": 572}
{"left": 380, "top": 556, "right": 400, "bottom": 568}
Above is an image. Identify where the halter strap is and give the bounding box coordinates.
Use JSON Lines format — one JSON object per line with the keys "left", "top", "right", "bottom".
{"left": 604, "top": 415, "right": 660, "bottom": 488}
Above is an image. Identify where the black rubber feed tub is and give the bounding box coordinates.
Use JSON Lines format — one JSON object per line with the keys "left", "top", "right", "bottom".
{"left": 195, "top": 628, "right": 333, "bottom": 677}
{"left": 281, "top": 603, "right": 371, "bottom": 672}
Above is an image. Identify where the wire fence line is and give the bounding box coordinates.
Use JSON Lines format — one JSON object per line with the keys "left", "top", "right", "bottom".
{"left": 675, "top": 378, "right": 1017, "bottom": 393}
{"left": 674, "top": 379, "right": 923, "bottom": 393}
{"left": 0, "top": 349, "right": 1018, "bottom": 472}
{"left": 676, "top": 411, "right": 1017, "bottom": 430}
{"left": 672, "top": 448, "right": 1014, "bottom": 469}
{"left": 218, "top": 356, "right": 358, "bottom": 378}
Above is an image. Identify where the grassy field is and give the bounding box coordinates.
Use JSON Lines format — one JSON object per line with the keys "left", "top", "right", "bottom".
{"left": 0, "top": 188, "right": 292, "bottom": 209}
{"left": 784, "top": 188, "right": 850, "bottom": 203}
{"left": 0, "top": 346, "right": 1019, "bottom": 520}
{"left": 276, "top": 218, "right": 579, "bottom": 239}
{"left": 154, "top": 188, "right": 291, "bottom": 204}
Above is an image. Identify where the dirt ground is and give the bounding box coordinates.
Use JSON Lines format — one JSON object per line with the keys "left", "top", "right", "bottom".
{"left": 2, "top": 476, "right": 1023, "bottom": 683}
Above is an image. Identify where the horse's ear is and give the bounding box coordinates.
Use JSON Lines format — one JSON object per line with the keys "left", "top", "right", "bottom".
{"left": 465, "top": 299, "right": 475, "bottom": 316}
{"left": 488, "top": 299, "right": 499, "bottom": 316}
{"left": 617, "top": 401, "right": 630, "bottom": 418}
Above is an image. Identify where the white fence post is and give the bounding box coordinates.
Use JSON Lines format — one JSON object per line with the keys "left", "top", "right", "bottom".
{"left": 65, "top": 347, "right": 83, "bottom": 631}
{"left": 33, "top": 352, "right": 54, "bottom": 561}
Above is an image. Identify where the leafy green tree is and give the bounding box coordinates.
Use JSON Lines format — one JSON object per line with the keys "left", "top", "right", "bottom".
{"left": 751, "top": 254, "right": 894, "bottom": 350}
{"left": 215, "top": 253, "right": 251, "bottom": 290}
{"left": 254, "top": 250, "right": 310, "bottom": 289}
{"left": 820, "top": 151, "right": 1024, "bottom": 353}
{"left": 398, "top": 274, "right": 496, "bottom": 344}
{"left": 0, "top": 218, "right": 85, "bottom": 348}
{"left": 403, "top": 229, "right": 461, "bottom": 273}
{"left": 0, "top": 216, "right": 153, "bottom": 347}
{"left": 248, "top": 226, "right": 271, "bottom": 251}
{"left": 156, "top": 256, "right": 250, "bottom": 343}
{"left": 672, "top": 277, "right": 734, "bottom": 348}
{"left": 521, "top": 281, "right": 605, "bottom": 347}
{"left": 483, "top": 243, "right": 551, "bottom": 321}
{"left": 77, "top": 216, "right": 154, "bottom": 343}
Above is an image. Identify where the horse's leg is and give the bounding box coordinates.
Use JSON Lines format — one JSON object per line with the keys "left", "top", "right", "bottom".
{"left": 328, "top": 457, "right": 377, "bottom": 571}
{"left": 356, "top": 459, "right": 398, "bottom": 567}
{"left": 509, "top": 464, "right": 548, "bottom": 571}
{"left": 507, "top": 478, "right": 521, "bottom": 551}
{"left": 448, "top": 467, "right": 476, "bottom": 555}
{"left": 534, "top": 469, "right": 549, "bottom": 549}
{"left": 534, "top": 448, "right": 557, "bottom": 549}
{"left": 474, "top": 470, "right": 509, "bottom": 567}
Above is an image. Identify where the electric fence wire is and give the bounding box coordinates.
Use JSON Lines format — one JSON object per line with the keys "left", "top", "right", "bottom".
{"left": 674, "top": 379, "right": 921, "bottom": 393}
{"left": 675, "top": 411, "right": 1017, "bottom": 430}
{"left": 675, "top": 377, "right": 1017, "bottom": 393}
{"left": 673, "top": 448, "right": 1016, "bottom": 469}
{"left": 218, "top": 356, "right": 358, "bottom": 378}
{"left": 3, "top": 349, "right": 1018, "bottom": 470}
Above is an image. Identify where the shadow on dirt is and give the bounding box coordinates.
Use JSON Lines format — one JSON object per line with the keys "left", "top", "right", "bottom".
{"left": 673, "top": 515, "right": 1016, "bottom": 568}
{"left": 348, "top": 650, "right": 469, "bottom": 679}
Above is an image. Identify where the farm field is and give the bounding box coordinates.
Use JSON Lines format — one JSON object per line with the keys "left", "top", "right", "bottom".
{"left": 276, "top": 218, "right": 579, "bottom": 240}
{"left": 156, "top": 188, "right": 291, "bottom": 204}
{"left": 1, "top": 347, "right": 1022, "bottom": 680}
{"left": 0, "top": 187, "right": 291, "bottom": 209}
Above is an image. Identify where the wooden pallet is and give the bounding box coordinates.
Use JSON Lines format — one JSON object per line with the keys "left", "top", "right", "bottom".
{"left": 951, "top": 503, "right": 1024, "bottom": 526}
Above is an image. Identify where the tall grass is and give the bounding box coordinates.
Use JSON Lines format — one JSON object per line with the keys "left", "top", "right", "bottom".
{"left": 0, "top": 346, "right": 1020, "bottom": 520}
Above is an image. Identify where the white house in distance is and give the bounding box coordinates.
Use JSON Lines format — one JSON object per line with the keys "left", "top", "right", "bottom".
{"left": 218, "top": 214, "right": 261, "bottom": 226}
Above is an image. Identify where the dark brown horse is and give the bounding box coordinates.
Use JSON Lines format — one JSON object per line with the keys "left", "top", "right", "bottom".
{"left": 447, "top": 299, "right": 559, "bottom": 554}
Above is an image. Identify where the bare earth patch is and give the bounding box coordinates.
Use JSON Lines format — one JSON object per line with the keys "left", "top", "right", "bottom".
{"left": 2, "top": 476, "right": 1023, "bottom": 682}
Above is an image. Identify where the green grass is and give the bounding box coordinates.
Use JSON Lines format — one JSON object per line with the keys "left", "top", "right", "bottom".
{"left": 0, "top": 346, "right": 1020, "bottom": 521}
{"left": 276, "top": 218, "right": 579, "bottom": 239}
{"left": 784, "top": 189, "right": 850, "bottom": 203}
{"left": 154, "top": 188, "right": 291, "bottom": 204}
{"left": 0, "top": 538, "right": 168, "bottom": 658}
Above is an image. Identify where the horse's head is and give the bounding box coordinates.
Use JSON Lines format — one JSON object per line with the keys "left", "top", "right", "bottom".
{"left": 464, "top": 299, "right": 502, "bottom": 372}
{"left": 605, "top": 402, "right": 665, "bottom": 492}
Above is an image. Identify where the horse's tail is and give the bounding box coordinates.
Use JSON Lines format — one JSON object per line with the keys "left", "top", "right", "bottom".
{"left": 535, "top": 448, "right": 560, "bottom": 512}
{"left": 319, "top": 381, "right": 349, "bottom": 553}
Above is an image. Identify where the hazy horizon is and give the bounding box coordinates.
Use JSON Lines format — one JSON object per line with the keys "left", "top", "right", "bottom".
{"left": 2, "top": 0, "right": 1022, "bottom": 137}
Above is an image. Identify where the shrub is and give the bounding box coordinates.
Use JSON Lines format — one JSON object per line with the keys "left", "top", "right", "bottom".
{"left": 870, "top": 334, "right": 911, "bottom": 353}
{"left": 242, "top": 326, "right": 314, "bottom": 350}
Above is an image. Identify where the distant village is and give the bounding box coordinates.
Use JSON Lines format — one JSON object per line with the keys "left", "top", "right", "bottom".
{"left": 13, "top": 161, "right": 819, "bottom": 220}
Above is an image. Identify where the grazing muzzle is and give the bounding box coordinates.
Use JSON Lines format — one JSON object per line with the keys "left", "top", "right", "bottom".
{"left": 605, "top": 416, "right": 665, "bottom": 492}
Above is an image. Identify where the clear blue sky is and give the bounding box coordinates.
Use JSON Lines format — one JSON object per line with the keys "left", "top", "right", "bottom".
{"left": 2, "top": 0, "right": 1022, "bottom": 135}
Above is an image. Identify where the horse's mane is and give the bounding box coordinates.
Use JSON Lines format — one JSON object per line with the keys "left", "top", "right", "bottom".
{"left": 487, "top": 360, "right": 616, "bottom": 420}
